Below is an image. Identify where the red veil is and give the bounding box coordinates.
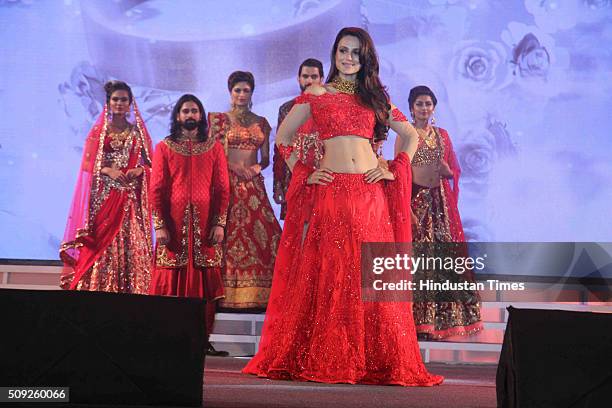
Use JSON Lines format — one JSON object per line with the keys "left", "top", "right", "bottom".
{"left": 59, "top": 102, "right": 153, "bottom": 288}
{"left": 438, "top": 127, "right": 465, "bottom": 242}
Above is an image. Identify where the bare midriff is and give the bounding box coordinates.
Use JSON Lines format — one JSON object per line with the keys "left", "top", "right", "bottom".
{"left": 227, "top": 148, "right": 258, "bottom": 167}
{"left": 320, "top": 136, "right": 378, "bottom": 173}
{"left": 412, "top": 162, "right": 441, "bottom": 188}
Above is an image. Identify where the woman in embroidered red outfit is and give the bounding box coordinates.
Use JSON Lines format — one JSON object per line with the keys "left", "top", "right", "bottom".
{"left": 149, "top": 95, "right": 230, "bottom": 355}
{"left": 209, "top": 71, "right": 282, "bottom": 311}
{"left": 59, "top": 81, "right": 153, "bottom": 294}
{"left": 408, "top": 86, "right": 482, "bottom": 339}
{"left": 243, "top": 28, "right": 443, "bottom": 386}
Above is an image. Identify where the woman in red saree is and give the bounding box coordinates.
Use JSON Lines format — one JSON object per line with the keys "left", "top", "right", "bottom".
{"left": 60, "top": 80, "right": 153, "bottom": 294}
{"left": 209, "top": 71, "right": 282, "bottom": 311}
{"left": 243, "top": 28, "right": 443, "bottom": 386}
{"left": 408, "top": 86, "right": 482, "bottom": 339}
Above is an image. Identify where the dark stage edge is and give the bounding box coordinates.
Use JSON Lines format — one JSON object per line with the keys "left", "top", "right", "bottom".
{"left": 8, "top": 359, "right": 496, "bottom": 408}
{"left": 203, "top": 357, "right": 497, "bottom": 408}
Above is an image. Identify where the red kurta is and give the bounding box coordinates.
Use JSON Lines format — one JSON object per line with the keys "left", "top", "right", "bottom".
{"left": 149, "top": 136, "right": 230, "bottom": 302}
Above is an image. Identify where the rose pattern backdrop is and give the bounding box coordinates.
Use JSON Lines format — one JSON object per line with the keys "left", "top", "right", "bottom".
{"left": 0, "top": 0, "right": 610, "bottom": 259}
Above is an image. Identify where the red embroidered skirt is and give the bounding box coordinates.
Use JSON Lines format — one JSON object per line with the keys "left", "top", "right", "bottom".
{"left": 243, "top": 173, "right": 443, "bottom": 386}
{"left": 222, "top": 172, "right": 282, "bottom": 310}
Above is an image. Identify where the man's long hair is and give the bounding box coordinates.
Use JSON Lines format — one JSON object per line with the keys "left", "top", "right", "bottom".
{"left": 326, "top": 27, "right": 390, "bottom": 143}
{"left": 169, "top": 94, "right": 208, "bottom": 142}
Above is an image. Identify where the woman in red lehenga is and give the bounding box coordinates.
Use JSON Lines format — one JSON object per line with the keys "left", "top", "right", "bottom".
{"left": 243, "top": 27, "right": 443, "bottom": 386}
{"left": 408, "top": 86, "right": 482, "bottom": 339}
{"left": 209, "top": 71, "right": 282, "bottom": 311}
{"left": 60, "top": 80, "right": 153, "bottom": 294}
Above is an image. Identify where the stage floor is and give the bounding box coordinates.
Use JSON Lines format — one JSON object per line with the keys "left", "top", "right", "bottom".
{"left": 204, "top": 357, "right": 497, "bottom": 408}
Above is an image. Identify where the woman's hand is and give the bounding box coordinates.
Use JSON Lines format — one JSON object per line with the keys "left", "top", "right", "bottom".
{"left": 229, "top": 163, "right": 253, "bottom": 179}
{"left": 250, "top": 164, "right": 262, "bottom": 176}
{"left": 102, "top": 166, "right": 128, "bottom": 185}
{"left": 365, "top": 166, "right": 395, "bottom": 183}
{"left": 126, "top": 167, "right": 144, "bottom": 181}
{"left": 307, "top": 168, "right": 334, "bottom": 185}
{"left": 439, "top": 160, "right": 453, "bottom": 179}
{"left": 155, "top": 227, "right": 170, "bottom": 246}
{"left": 410, "top": 209, "right": 418, "bottom": 226}
{"left": 209, "top": 226, "right": 224, "bottom": 244}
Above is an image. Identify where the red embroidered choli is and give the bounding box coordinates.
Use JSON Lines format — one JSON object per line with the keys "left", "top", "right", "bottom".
{"left": 243, "top": 91, "right": 443, "bottom": 386}
{"left": 149, "top": 137, "right": 229, "bottom": 300}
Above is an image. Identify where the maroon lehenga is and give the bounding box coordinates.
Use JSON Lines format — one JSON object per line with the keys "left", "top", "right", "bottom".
{"left": 59, "top": 104, "right": 153, "bottom": 294}
{"left": 243, "top": 92, "right": 443, "bottom": 386}
{"left": 411, "top": 127, "right": 482, "bottom": 339}
{"left": 209, "top": 113, "right": 282, "bottom": 310}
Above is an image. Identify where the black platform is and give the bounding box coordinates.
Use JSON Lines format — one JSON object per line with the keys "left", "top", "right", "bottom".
{"left": 0, "top": 289, "right": 206, "bottom": 406}
{"left": 497, "top": 306, "right": 612, "bottom": 408}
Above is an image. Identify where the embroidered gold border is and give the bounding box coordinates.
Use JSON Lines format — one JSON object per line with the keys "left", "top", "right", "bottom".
{"left": 163, "top": 137, "right": 216, "bottom": 156}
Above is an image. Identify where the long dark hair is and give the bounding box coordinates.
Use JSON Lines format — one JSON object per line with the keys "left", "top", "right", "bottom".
{"left": 326, "top": 27, "right": 390, "bottom": 143}
{"left": 104, "top": 80, "right": 133, "bottom": 104}
{"left": 169, "top": 94, "right": 208, "bottom": 142}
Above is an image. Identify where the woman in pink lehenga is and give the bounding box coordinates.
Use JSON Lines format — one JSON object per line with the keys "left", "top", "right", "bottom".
{"left": 59, "top": 80, "right": 153, "bottom": 294}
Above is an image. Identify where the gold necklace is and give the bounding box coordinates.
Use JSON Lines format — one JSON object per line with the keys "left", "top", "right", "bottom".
{"left": 416, "top": 127, "right": 437, "bottom": 149}
{"left": 231, "top": 109, "right": 252, "bottom": 127}
{"left": 108, "top": 126, "right": 132, "bottom": 150}
{"left": 331, "top": 76, "right": 357, "bottom": 94}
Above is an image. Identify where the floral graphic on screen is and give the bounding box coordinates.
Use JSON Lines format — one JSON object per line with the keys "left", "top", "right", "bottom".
{"left": 510, "top": 33, "right": 550, "bottom": 78}
{"left": 451, "top": 41, "right": 511, "bottom": 90}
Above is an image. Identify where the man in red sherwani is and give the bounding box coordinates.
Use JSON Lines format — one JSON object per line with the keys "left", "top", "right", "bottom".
{"left": 149, "top": 94, "right": 230, "bottom": 356}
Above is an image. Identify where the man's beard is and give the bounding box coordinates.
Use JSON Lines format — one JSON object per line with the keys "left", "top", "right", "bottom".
{"left": 300, "top": 83, "right": 313, "bottom": 92}
{"left": 181, "top": 119, "right": 199, "bottom": 131}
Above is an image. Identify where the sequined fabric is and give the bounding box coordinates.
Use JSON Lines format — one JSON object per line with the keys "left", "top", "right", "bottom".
{"left": 74, "top": 198, "right": 151, "bottom": 294}
{"left": 412, "top": 128, "right": 443, "bottom": 166}
{"left": 272, "top": 99, "right": 295, "bottom": 220}
{"left": 243, "top": 173, "right": 443, "bottom": 386}
{"left": 222, "top": 171, "right": 282, "bottom": 310}
{"left": 410, "top": 127, "right": 483, "bottom": 339}
{"left": 225, "top": 116, "right": 271, "bottom": 150}
{"left": 391, "top": 107, "right": 408, "bottom": 122}
{"left": 148, "top": 137, "right": 230, "bottom": 302}
{"left": 273, "top": 97, "right": 323, "bottom": 220}
{"left": 294, "top": 92, "right": 375, "bottom": 140}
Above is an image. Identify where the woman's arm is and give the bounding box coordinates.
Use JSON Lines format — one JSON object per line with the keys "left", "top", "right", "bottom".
{"left": 389, "top": 104, "right": 418, "bottom": 161}
{"left": 256, "top": 117, "right": 272, "bottom": 171}
{"left": 275, "top": 103, "right": 311, "bottom": 148}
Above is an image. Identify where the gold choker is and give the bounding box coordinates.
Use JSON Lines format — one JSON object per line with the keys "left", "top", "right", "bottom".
{"left": 331, "top": 76, "right": 357, "bottom": 94}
